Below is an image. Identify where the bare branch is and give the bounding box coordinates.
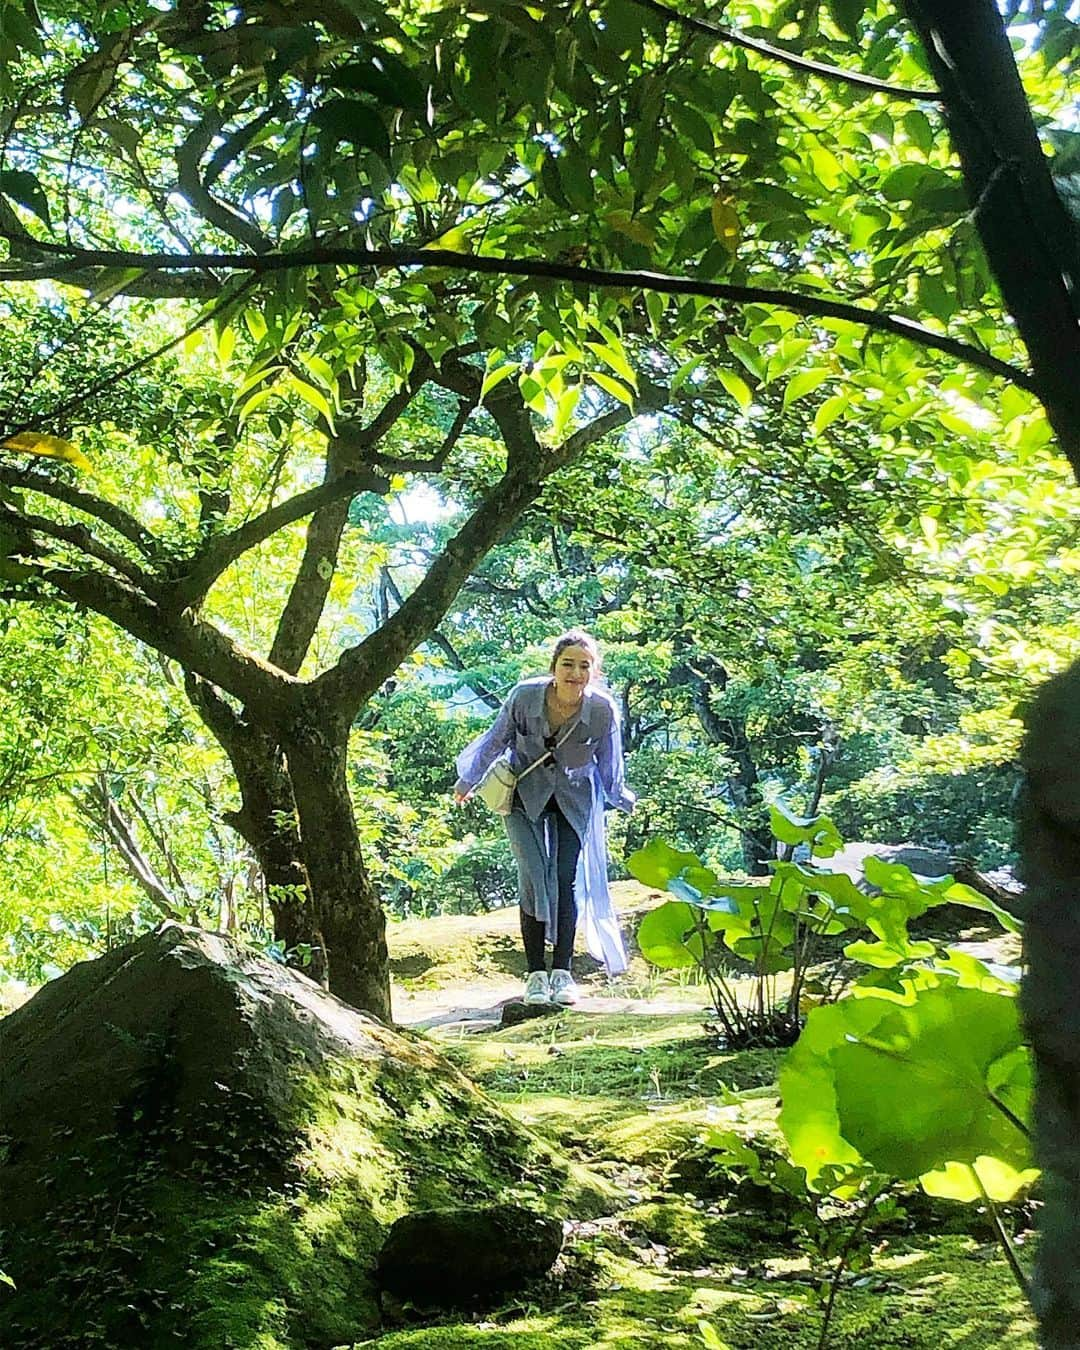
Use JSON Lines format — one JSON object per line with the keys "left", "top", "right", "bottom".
{"left": 333, "top": 349, "right": 436, "bottom": 451}
{"left": 79, "top": 773, "right": 184, "bottom": 922}
{"left": 1, "top": 236, "right": 1036, "bottom": 391}
{"left": 364, "top": 398, "right": 475, "bottom": 474}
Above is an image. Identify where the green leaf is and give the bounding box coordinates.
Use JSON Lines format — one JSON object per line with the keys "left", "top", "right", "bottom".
{"left": 552, "top": 382, "right": 581, "bottom": 438}
{"left": 540, "top": 153, "right": 571, "bottom": 211}
{"left": 725, "top": 335, "right": 765, "bottom": 382}
{"left": 769, "top": 803, "right": 843, "bottom": 858}
{"left": 780, "top": 982, "right": 1034, "bottom": 1197}
{"left": 0, "top": 169, "right": 51, "bottom": 230}
{"left": 920, "top": 1157, "right": 1040, "bottom": 1204}
{"left": 718, "top": 368, "right": 752, "bottom": 412}
{"left": 828, "top": 0, "right": 866, "bottom": 39}
{"left": 813, "top": 393, "right": 848, "bottom": 435}
{"left": 832, "top": 986, "right": 1031, "bottom": 1179}
{"left": 288, "top": 375, "right": 336, "bottom": 430}
{"left": 902, "top": 109, "right": 934, "bottom": 155}
{"left": 480, "top": 362, "right": 518, "bottom": 400}
{"left": 585, "top": 339, "right": 638, "bottom": 389}
{"left": 589, "top": 370, "right": 634, "bottom": 407}
{"left": 669, "top": 101, "right": 715, "bottom": 155}
{"left": 637, "top": 900, "right": 705, "bottom": 969}
{"left": 783, "top": 368, "right": 830, "bottom": 408}
{"left": 325, "top": 50, "right": 425, "bottom": 109}
{"left": 310, "top": 100, "right": 390, "bottom": 161}
{"left": 809, "top": 146, "right": 844, "bottom": 192}
{"left": 627, "top": 838, "right": 705, "bottom": 889}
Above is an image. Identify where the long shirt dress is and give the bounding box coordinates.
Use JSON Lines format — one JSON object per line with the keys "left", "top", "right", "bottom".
{"left": 454, "top": 676, "right": 634, "bottom": 975}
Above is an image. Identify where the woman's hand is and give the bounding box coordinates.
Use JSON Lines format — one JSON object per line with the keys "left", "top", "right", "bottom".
{"left": 453, "top": 789, "right": 471, "bottom": 805}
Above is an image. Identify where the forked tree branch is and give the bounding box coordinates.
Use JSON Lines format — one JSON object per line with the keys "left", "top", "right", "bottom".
{"left": 312, "top": 393, "right": 650, "bottom": 720}
{"left": 165, "top": 467, "right": 389, "bottom": 612}
{"left": 2, "top": 505, "right": 158, "bottom": 594}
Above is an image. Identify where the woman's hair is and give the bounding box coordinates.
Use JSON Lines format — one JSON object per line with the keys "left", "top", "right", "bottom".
{"left": 549, "top": 629, "right": 602, "bottom": 673}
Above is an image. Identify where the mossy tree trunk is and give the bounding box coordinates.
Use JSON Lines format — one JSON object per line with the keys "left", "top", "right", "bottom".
{"left": 281, "top": 715, "right": 391, "bottom": 1021}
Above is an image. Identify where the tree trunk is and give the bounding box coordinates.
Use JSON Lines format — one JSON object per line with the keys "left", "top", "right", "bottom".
{"left": 281, "top": 718, "right": 391, "bottom": 1022}
{"left": 185, "top": 677, "right": 326, "bottom": 981}
{"left": 678, "top": 660, "right": 773, "bottom": 874}
{"left": 899, "top": 0, "right": 1080, "bottom": 466}
{"left": 1019, "top": 662, "right": 1080, "bottom": 1346}
{"left": 222, "top": 730, "right": 326, "bottom": 981}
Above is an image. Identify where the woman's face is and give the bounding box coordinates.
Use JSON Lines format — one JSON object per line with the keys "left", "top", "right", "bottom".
{"left": 551, "top": 645, "right": 594, "bottom": 701}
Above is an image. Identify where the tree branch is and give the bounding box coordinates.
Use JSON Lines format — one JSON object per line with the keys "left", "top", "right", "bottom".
{"left": 175, "top": 111, "right": 271, "bottom": 255}
{"left": 333, "top": 349, "right": 436, "bottom": 452}
{"left": 0, "top": 464, "right": 158, "bottom": 555}
{"left": 3, "top": 505, "right": 158, "bottom": 594}
{"left": 625, "top": 0, "right": 942, "bottom": 101}
{"left": 32, "top": 563, "right": 298, "bottom": 721}
{"left": 311, "top": 397, "right": 643, "bottom": 720}
{"left": 266, "top": 439, "right": 369, "bottom": 676}
{"left": 80, "top": 774, "right": 184, "bottom": 922}
{"left": 362, "top": 397, "right": 475, "bottom": 474}
{"left": 165, "top": 467, "right": 389, "bottom": 611}
{"left": 0, "top": 237, "right": 1035, "bottom": 391}
{"left": 380, "top": 566, "right": 503, "bottom": 711}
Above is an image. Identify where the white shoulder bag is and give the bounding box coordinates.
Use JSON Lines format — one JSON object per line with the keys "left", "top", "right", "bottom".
{"left": 474, "top": 723, "right": 576, "bottom": 815}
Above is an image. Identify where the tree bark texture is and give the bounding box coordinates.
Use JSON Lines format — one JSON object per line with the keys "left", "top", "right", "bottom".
{"left": 185, "top": 677, "right": 326, "bottom": 982}
{"left": 1019, "top": 662, "right": 1080, "bottom": 1346}
{"left": 900, "top": 0, "right": 1080, "bottom": 467}
{"left": 281, "top": 717, "right": 391, "bottom": 1022}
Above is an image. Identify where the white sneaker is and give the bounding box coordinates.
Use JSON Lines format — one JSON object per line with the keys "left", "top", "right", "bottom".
{"left": 523, "top": 971, "right": 550, "bottom": 1005}
{"left": 549, "top": 969, "right": 579, "bottom": 1006}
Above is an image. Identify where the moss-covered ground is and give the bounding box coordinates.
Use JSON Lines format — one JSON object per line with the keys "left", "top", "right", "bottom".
{"left": 355, "top": 896, "right": 1037, "bottom": 1349}
{"left": 1, "top": 900, "right": 1034, "bottom": 1348}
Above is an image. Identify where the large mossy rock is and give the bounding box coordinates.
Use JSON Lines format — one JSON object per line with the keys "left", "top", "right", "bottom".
{"left": 0, "top": 925, "right": 605, "bottom": 1350}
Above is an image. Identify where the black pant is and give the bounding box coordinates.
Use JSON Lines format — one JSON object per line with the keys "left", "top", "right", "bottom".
{"left": 520, "top": 798, "right": 581, "bottom": 973}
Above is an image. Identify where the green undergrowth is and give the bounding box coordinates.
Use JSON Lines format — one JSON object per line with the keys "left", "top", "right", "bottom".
{"left": 376, "top": 999, "right": 1038, "bottom": 1350}
{"left": 346, "top": 1229, "right": 1034, "bottom": 1348}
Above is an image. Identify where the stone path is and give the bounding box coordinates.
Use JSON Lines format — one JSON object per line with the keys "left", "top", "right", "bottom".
{"left": 394, "top": 979, "right": 707, "bottom": 1032}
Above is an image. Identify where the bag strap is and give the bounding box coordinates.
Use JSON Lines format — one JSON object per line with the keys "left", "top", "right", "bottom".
{"left": 515, "top": 721, "right": 577, "bottom": 785}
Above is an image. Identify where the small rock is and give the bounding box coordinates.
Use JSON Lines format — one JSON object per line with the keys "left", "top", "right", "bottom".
{"left": 500, "top": 1000, "right": 563, "bottom": 1028}
{"left": 376, "top": 1203, "right": 563, "bottom": 1306}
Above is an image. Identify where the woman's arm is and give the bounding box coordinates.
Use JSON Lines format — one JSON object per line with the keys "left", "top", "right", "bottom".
{"left": 454, "top": 691, "right": 518, "bottom": 799}
{"left": 596, "top": 702, "right": 635, "bottom": 812}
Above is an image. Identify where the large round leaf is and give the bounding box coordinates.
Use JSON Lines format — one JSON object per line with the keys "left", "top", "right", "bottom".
{"left": 626, "top": 838, "right": 704, "bottom": 889}
{"left": 780, "top": 982, "right": 1034, "bottom": 1199}
{"left": 830, "top": 985, "right": 1031, "bottom": 1181}
{"left": 637, "top": 900, "right": 704, "bottom": 969}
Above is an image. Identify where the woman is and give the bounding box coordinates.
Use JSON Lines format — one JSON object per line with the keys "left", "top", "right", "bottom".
{"left": 454, "top": 630, "right": 634, "bottom": 1006}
